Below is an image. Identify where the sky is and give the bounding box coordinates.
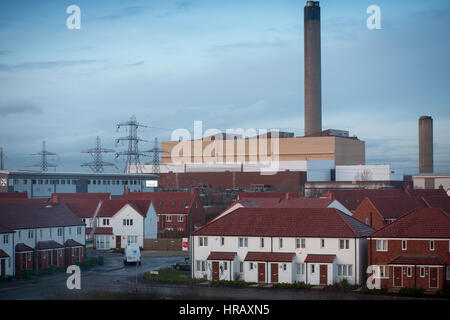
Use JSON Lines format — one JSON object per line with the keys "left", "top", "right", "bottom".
{"left": 0, "top": 0, "right": 449, "bottom": 175}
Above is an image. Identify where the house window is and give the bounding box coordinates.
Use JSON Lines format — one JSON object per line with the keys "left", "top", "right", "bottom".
{"left": 18, "top": 230, "right": 21, "bottom": 239}
{"left": 127, "top": 236, "right": 138, "bottom": 244}
{"left": 338, "top": 264, "right": 353, "bottom": 277}
{"left": 420, "top": 267, "right": 425, "bottom": 278}
{"left": 406, "top": 267, "right": 412, "bottom": 277}
{"left": 28, "top": 230, "right": 34, "bottom": 239}
{"left": 178, "top": 216, "right": 183, "bottom": 222}
{"left": 129, "top": 219, "right": 133, "bottom": 226}
{"left": 295, "top": 238, "right": 300, "bottom": 249}
{"left": 223, "top": 262, "right": 227, "bottom": 270}
{"left": 365, "top": 218, "right": 369, "bottom": 225}
{"left": 239, "top": 262, "right": 244, "bottom": 273}
{"left": 199, "top": 237, "right": 208, "bottom": 247}
{"left": 279, "top": 238, "right": 283, "bottom": 249}
{"left": 339, "top": 239, "right": 350, "bottom": 249}
{"left": 376, "top": 240, "right": 388, "bottom": 251}
{"left": 301, "top": 239, "right": 306, "bottom": 249}
{"left": 58, "top": 228, "right": 63, "bottom": 237}
{"left": 220, "top": 237, "right": 225, "bottom": 246}
{"left": 166, "top": 215, "right": 172, "bottom": 222}
{"left": 196, "top": 260, "right": 200, "bottom": 271}
{"left": 320, "top": 239, "right": 325, "bottom": 248}
{"left": 282, "top": 264, "right": 287, "bottom": 271}
{"left": 238, "top": 237, "right": 248, "bottom": 248}
{"left": 40, "top": 229, "right": 43, "bottom": 239}
{"left": 402, "top": 240, "right": 407, "bottom": 251}
{"left": 201, "top": 261, "right": 206, "bottom": 272}
{"left": 260, "top": 238, "right": 264, "bottom": 248}
{"left": 376, "top": 266, "right": 389, "bottom": 278}
{"left": 296, "top": 263, "right": 301, "bottom": 274}
{"left": 430, "top": 240, "right": 435, "bottom": 251}
{"left": 103, "top": 219, "right": 109, "bottom": 226}
{"left": 3, "top": 234, "right": 8, "bottom": 244}
{"left": 69, "top": 227, "right": 72, "bottom": 235}
{"left": 311, "top": 265, "right": 315, "bottom": 273}
{"left": 249, "top": 262, "right": 254, "bottom": 270}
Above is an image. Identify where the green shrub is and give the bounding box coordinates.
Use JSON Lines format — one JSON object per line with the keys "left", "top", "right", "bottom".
{"left": 273, "top": 281, "right": 313, "bottom": 289}
{"left": 398, "top": 287, "right": 425, "bottom": 296}
{"left": 210, "top": 280, "right": 256, "bottom": 287}
{"left": 97, "top": 256, "right": 104, "bottom": 265}
{"left": 15, "top": 269, "right": 33, "bottom": 279}
{"left": 324, "top": 279, "right": 359, "bottom": 292}
{"left": 436, "top": 284, "right": 450, "bottom": 298}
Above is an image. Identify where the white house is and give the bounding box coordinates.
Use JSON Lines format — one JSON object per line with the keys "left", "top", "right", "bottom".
{"left": 192, "top": 207, "right": 374, "bottom": 285}
{"left": 0, "top": 225, "right": 14, "bottom": 277}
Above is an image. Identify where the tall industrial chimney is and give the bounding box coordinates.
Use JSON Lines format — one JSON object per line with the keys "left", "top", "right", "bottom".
{"left": 304, "top": 1, "right": 322, "bottom": 136}
{"left": 418, "top": 115, "right": 433, "bottom": 173}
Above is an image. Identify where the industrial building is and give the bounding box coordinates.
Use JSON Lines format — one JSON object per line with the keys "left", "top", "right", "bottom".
{"left": 0, "top": 170, "right": 158, "bottom": 198}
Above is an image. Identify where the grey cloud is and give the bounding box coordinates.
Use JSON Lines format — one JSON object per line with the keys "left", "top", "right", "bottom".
{"left": 0, "top": 59, "right": 101, "bottom": 71}
{"left": 0, "top": 50, "right": 10, "bottom": 55}
{"left": 213, "top": 40, "right": 289, "bottom": 50}
{"left": 0, "top": 102, "right": 43, "bottom": 116}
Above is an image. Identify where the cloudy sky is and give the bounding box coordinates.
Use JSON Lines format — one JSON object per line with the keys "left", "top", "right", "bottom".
{"left": 0, "top": 0, "right": 449, "bottom": 174}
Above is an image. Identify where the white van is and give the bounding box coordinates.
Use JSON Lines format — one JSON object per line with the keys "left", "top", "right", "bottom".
{"left": 123, "top": 244, "right": 141, "bottom": 265}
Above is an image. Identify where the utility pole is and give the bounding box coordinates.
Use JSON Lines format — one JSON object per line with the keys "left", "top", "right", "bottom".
{"left": 115, "top": 116, "right": 148, "bottom": 173}
{"left": 143, "top": 137, "right": 168, "bottom": 174}
{"left": 28, "top": 141, "right": 57, "bottom": 172}
{"left": 81, "top": 136, "right": 117, "bottom": 173}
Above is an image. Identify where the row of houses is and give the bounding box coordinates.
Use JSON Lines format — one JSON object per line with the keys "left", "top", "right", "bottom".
{"left": 0, "top": 190, "right": 207, "bottom": 254}
{"left": 0, "top": 203, "right": 86, "bottom": 277}
{"left": 191, "top": 189, "right": 450, "bottom": 291}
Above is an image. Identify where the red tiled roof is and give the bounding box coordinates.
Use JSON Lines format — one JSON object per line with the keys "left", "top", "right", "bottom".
{"left": 0, "top": 249, "right": 9, "bottom": 258}
{"left": 15, "top": 243, "right": 33, "bottom": 252}
{"left": 365, "top": 196, "right": 427, "bottom": 219}
{"left": 405, "top": 188, "right": 447, "bottom": 197}
{"left": 0, "top": 198, "right": 49, "bottom": 205}
{"left": 65, "top": 239, "right": 83, "bottom": 247}
{"left": 86, "top": 227, "right": 113, "bottom": 235}
{"left": 370, "top": 208, "right": 450, "bottom": 238}
{"left": 244, "top": 252, "right": 295, "bottom": 262}
{"left": 64, "top": 199, "right": 103, "bottom": 218}
{"left": 37, "top": 240, "right": 64, "bottom": 250}
{"left": 422, "top": 196, "right": 450, "bottom": 215}
{"left": 207, "top": 252, "right": 237, "bottom": 261}
{"left": 96, "top": 200, "right": 144, "bottom": 217}
{"left": 122, "top": 192, "right": 196, "bottom": 215}
{"left": 0, "top": 203, "right": 84, "bottom": 230}
{"left": 0, "top": 192, "right": 28, "bottom": 199}
{"left": 194, "top": 208, "right": 374, "bottom": 238}
{"left": 326, "top": 189, "right": 407, "bottom": 211}
{"left": 389, "top": 255, "right": 446, "bottom": 265}
{"left": 51, "top": 193, "right": 110, "bottom": 200}
{"left": 0, "top": 224, "right": 13, "bottom": 234}
{"left": 304, "top": 254, "right": 336, "bottom": 263}
{"left": 238, "top": 197, "right": 282, "bottom": 208}
{"left": 276, "top": 198, "right": 333, "bottom": 208}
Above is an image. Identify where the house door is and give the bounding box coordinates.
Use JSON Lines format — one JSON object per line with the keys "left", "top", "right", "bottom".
{"left": 212, "top": 262, "right": 220, "bottom": 281}
{"left": 429, "top": 267, "right": 438, "bottom": 288}
{"left": 22, "top": 253, "right": 27, "bottom": 270}
{"left": 271, "top": 263, "right": 278, "bottom": 283}
{"left": 320, "top": 265, "right": 328, "bottom": 285}
{"left": 53, "top": 250, "right": 58, "bottom": 265}
{"left": 1, "top": 259, "right": 5, "bottom": 277}
{"left": 258, "top": 263, "right": 266, "bottom": 283}
{"left": 393, "top": 267, "right": 402, "bottom": 287}
{"left": 116, "top": 236, "right": 121, "bottom": 248}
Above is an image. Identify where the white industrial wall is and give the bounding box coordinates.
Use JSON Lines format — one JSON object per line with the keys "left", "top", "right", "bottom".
{"left": 306, "top": 160, "right": 334, "bottom": 182}
{"left": 193, "top": 235, "right": 361, "bottom": 285}
{"left": 336, "top": 165, "right": 403, "bottom": 182}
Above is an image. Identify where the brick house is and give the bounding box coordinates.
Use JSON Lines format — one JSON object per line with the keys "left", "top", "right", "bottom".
{"left": 352, "top": 197, "right": 427, "bottom": 230}
{"left": 0, "top": 203, "right": 86, "bottom": 275}
{"left": 193, "top": 207, "right": 374, "bottom": 285}
{"left": 122, "top": 190, "right": 206, "bottom": 237}
{"left": 368, "top": 208, "right": 450, "bottom": 290}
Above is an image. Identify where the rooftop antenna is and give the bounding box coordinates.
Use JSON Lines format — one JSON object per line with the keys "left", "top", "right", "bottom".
{"left": 28, "top": 141, "right": 57, "bottom": 172}
{"left": 81, "top": 136, "right": 117, "bottom": 173}
{"left": 144, "top": 137, "right": 168, "bottom": 174}
{"left": 115, "top": 115, "right": 148, "bottom": 173}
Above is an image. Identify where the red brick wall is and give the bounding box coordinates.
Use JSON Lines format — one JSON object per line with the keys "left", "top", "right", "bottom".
{"left": 368, "top": 238, "right": 450, "bottom": 289}
{"left": 64, "top": 246, "right": 85, "bottom": 265}
{"left": 353, "top": 199, "right": 385, "bottom": 230}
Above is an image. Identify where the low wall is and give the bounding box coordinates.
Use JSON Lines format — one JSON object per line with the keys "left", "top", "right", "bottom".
{"left": 144, "top": 238, "right": 187, "bottom": 251}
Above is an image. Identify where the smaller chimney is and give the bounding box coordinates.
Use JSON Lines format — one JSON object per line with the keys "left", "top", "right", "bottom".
{"left": 285, "top": 192, "right": 290, "bottom": 200}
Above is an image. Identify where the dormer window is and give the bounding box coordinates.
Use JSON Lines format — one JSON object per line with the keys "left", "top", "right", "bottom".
{"left": 171, "top": 201, "right": 176, "bottom": 207}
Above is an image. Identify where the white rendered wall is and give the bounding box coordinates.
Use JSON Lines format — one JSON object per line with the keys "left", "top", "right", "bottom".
{"left": 336, "top": 165, "right": 403, "bottom": 182}
{"left": 110, "top": 204, "right": 144, "bottom": 248}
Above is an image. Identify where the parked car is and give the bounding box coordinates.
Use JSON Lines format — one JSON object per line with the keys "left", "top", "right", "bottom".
{"left": 173, "top": 257, "right": 190, "bottom": 271}
{"left": 123, "top": 244, "right": 141, "bottom": 265}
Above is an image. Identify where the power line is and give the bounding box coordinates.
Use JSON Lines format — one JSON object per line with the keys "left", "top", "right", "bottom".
{"left": 115, "top": 115, "right": 148, "bottom": 174}
{"left": 143, "top": 137, "right": 169, "bottom": 174}
{"left": 27, "top": 141, "right": 57, "bottom": 172}
{"left": 81, "top": 136, "right": 117, "bottom": 173}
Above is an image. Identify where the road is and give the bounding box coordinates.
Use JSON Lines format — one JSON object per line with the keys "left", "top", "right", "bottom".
{"left": 0, "top": 250, "right": 188, "bottom": 300}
